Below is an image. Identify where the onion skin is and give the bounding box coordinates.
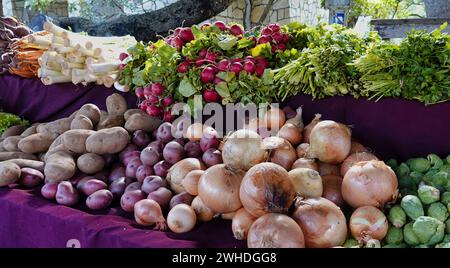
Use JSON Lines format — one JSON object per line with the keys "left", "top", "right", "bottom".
{"left": 264, "top": 108, "right": 286, "bottom": 130}
{"left": 191, "top": 196, "right": 215, "bottom": 222}
{"left": 181, "top": 170, "right": 204, "bottom": 196}
{"left": 318, "top": 162, "right": 340, "bottom": 176}
{"left": 247, "top": 213, "right": 305, "bottom": 248}
{"left": 321, "top": 175, "right": 345, "bottom": 208}
{"left": 232, "top": 208, "right": 257, "bottom": 240}
{"left": 277, "top": 123, "right": 302, "bottom": 147}
{"left": 292, "top": 158, "right": 318, "bottom": 171}
{"left": 240, "top": 162, "right": 295, "bottom": 217}
{"left": 269, "top": 138, "right": 297, "bottom": 170}
{"left": 166, "top": 158, "right": 205, "bottom": 194}
{"left": 296, "top": 143, "right": 309, "bottom": 158}
{"left": 302, "top": 114, "right": 321, "bottom": 143}
{"left": 167, "top": 204, "right": 197, "bottom": 233}
{"left": 350, "top": 141, "right": 369, "bottom": 154}
{"left": 292, "top": 197, "right": 347, "bottom": 248}
{"left": 222, "top": 129, "right": 266, "bottom": 171}
{"left": 342, "top": 160, "right": 398, "bottom": 208}
{"left": 288, "top": 168, "right": 323, "bottom": 198}
{"left": 350, "top": 206, "right": 388, "bottom": 243}
{"left": 340, "top": 152, "right": 378, "bottom": 177}
{"left": 285, "top": 106, "right": 304, "bottom": 129}
{"left": 198, "top": 164, "right": 244, "bottom": 213}
{"left": 308, "top": 120, "right": 351, "bottom": 164}
{"left": 221, "top": 211, "right": 237, "bottom": 220}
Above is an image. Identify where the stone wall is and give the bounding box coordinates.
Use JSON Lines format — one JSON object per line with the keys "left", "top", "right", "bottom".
{"left": 3, "top": 0, "right": 68, "bottom": 23}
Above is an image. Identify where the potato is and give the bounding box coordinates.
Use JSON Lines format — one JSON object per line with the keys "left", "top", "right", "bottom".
{"left": 77, "top": 177, "right": 107, "bottom": 196}
{"left": 41, "top": 182, "right": 58, "bottom": 199}
{"left": 19, "top": 168, "right": 44, "bottom": 188}
{"left": 44, "top": 151, "right": 76, "bottom": 183}
{"left": 124, "top": 113, "right": 161, "bottom": 133}
{"left": 86, "top": 127, "right": 130, "bottom": 154}
{"left": 288, "top": 168, "right": 323, "bottom": 198}
{"left": 0, "top": 162, "right": 21, "bottom": 186}
{"left": 18, "top": 133, "right": 56, "bottom": 154}
{"left": 0, "top": 141, "right": 5, "bottom": 152}
{"left": 2, "top": 125, "right": 25, "bottom": 138}
{"left": 106, "top": 93, "right": 128, "bottom": 115}
{"left": 62, "top": 129, "right": 95, "bottom": 154}
{"left": 37, "top": 117, "right": 72, "bottom": 135}
{"left": 46, "top": 135, "right": 66, "bottom": 156}
{"left": 125, "top": 181, "right": 142, "bottom": 192}
{"left": 124, "top": 109, "right": 146, "bottom": 121}
{"left": 5, "top": 159, "right": 44, "bottom": 172}
{"left": 0, "top": 152, "right": 38, "bottom": 161}
{"left": 120, "top": 189, "right": 145, "bottom": 212}
{"left": 86, "top": 189, "right": 113, "bottom": 210}
{"left": 109, "top": 177, "right": 127, "bottom": 197}
{"left": 70, "top": 114, "right": 93, "bottom": 130}
{"left": 97, "top": 114, "right": 125, "bottom": 130}
{"left": 3, "top": 136, "right": 23, "bottom": 151}
{"left": 77, "top": 153, "right": 105, "bottom": 174}
{"left": 20, "top": 124, "right": 38, "bottom": 137}
{"left": 76, "top": 104, "right": 101, "bottom": 125}
{"left": 56, "top": 181, "right": 79, "bottom": 206}
{"left": 109, "top": 164, "right": 126, "bottom": 182}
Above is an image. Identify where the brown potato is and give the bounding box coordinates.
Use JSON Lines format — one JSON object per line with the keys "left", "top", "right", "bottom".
{"left": 2, "top": 136, "right": 23, "bottom": 152}
{"left": 37, "top": 117, "right": 72, "bottom": 135}
{"left": 0, "top": 152, "right": 38, "bottom": 161}
{"left": 76, "top": 104, "right": 101, "bottom": 125}
{"left": 18, "top": 133, "right": 56, "bottom": 154}
{"left": 1, "top": 125, "right": 25, "bottom": 138}
{"left": 0, "top": 141, "right": 5, "bottom": 152}
{"left": 20, "top": 124, "right": 39, "bottom": 137}
{"left": 124, "top": 113, "right": 161, "bottom": 133}
{"left": 106, "top": 93, "right": 128, "bottom": 115}
{"left": 97, "top": 114, "right": 125, "bottom": 130}
{"left": 77, "top": 153, "right": 105, "bottom": 174}
{"left": 86, "top": 127, "right": 130, "bottom": 154}
{"left": 0, "top": 162, "right": 21, "bottom": 186}
{"left": 124, "top": 109, "right": 146, "bottom": 121}
{"left": 44, "top": 151, "right": 76, "bottom": 183}
{"left": 5, "top": 159, "right": 44, "bottom": 172}
{"left": 70, "top": 114, "right": 93, "bottom": 130}
{"left": 61, "top": 129, "right": 95, "bottom": 154}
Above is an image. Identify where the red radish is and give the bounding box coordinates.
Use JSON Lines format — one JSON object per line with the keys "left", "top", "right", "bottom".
{"left": 258, "top": 35, "right": 271, "bottom": 44}
{"left": 177, "top": 62, "right": 190, "bottom": 73}
{"left": 261, "top": 27, "right": 273, "bottom": 35}
{"left": 152, "top": 83, "right": 165, "bottom": 96}
{"left": 231, "top": 58, "right": 242, "bottom": 63}
{"left": 272, "top": 32, "right": 284, "bottom": 43}
{"left": 196, "top": 59, "right": 206, "bottom": 67}
{"left": 205, "top": 52, "right": 217, "bottom": 62}
{"left": 282, "top": 33, "right": 289, "bottom": 43}
{"left": 269, "top": 24, "right": 281, "bottom": 32}
{"left": 230, "top": 24, "right": 244, "bottom": 36}
{"left": 272, "top": 45, "right": 278, "bottom": 53}
{"left": 214, "top": 21, "right": 227, "bottom": 31}
{"left": 147, "top": 105, "right": 162, "bottom": 117}
{"left": 229, "top": 62, "right": 243, "bottom": 75}
{"left": 163, "top": 112, "right": 174, "bottom": 122}
{"left": 119, "top": 53, "right": 129, "bottom": 61}
{"left": 147, "top": 95, "right": 159, "bottom": 104}
{"left": 179, "top": 28, "right": 194, "bottom": 42}
{"left": 162, "top": 96, "right": 174, "bottom": 107}
{"left": 217, "top": 59, "right": 229, "bottom": 71}
{"left": 174, "top": 27, "right": 182, "bottom": 36}
{"left": 276, "top": 43, "right": 286, "bottom": 51}
{"left": 143, "top": 84, "right": 152, "bottom": 97}
{"left": 245, "top": 56, "right": 256, "bottom": 63}
{"left": 214, "top": 77, "right": 224, "bottom": 85}
{"left": 135, "top": 87, "right": 144, "bottom": 99}
{"left": 199, "top": 48, "right": 208, "bottom": 58}
{"left": 203, "top": 89, "right": 220, "bottom": 103}
{"left": 200, "top": 67, "right": 216, "bottom": 83}
{"left": 119, "top": 63, "right": 126, "bottom": 70}
{"left": 171, "top": 36, "right": 184, "bottom": 50}
{"left": 243, "top": 61, "right": 256, "bottom": 73}
{"left": 255, "top": 65, "right": 265, "bottom": 77}
{"left": 256, "top": 57, "right": 269, "bottom": 68}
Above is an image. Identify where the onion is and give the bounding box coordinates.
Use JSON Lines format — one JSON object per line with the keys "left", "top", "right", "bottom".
{"left": 166, "top": 158, "right": 205, "bottom": 193}
{"left": 321, "top": 175, "right": 345, "bottom": 208}
{"left": 292, "top": 158, "right": 318, "bottom": 171}
{"left": 185, "top": 123, "right": 204, "bottom": 141}
{"left": 349, "top": 206, "right": 388, "bottom": 243}
{"left": 191, "top": 196, "right": 215, "bottom": 222}
{"left": 340, "top": 152, "right": 378, "bottom": 177}
{"left": 264, "top": 107, "right": 286, "bottom": 130}
{"left": 167, "top": 204, "right": 197, "bottom": 233}
{"left": 232, "top": 208, "right": 257, "bottom": 240}
{"left": 198, "top": 164, "right": 244, "bottom": 213}
{"left": 263, "top": 137, "right": 297, "bottom": 170}
{"left": 285, "top": 106, "right": 304, "bottom": 129}
{"left": 247, "top": 213, "right": 305, "bottom": 248}
{"left": 350, "top": 141, "right": 369, "bottom": 154}
{"left": 318, "top": 162, "right": 340, "bottom": 176}
{"left": 296, "top": 143, "right": 309, "bottom": 158}
{"left": 288, "top": 168, "right": 323, "bottom": 198}
{"left": 308, "top": 120, "right": 351, "bottom": 164}
{"left": 222, "top": 129, "right": 266, "bottom": 171}
{"left": 277, "top": 124, "right": 302, "bottom": 147}
{"left": 240, "top": 162, "right": 295, "bottom": 217}
{"left": 181, "top": 170, "right": 204, "bottom": 195}
{"left": 243, "top": 117, "right": 261, "bottom": 133}
{"left": 134, "top": 199, "right": 167, "bottom": 230}
{"left": 221, "top": 211, "right": 237, "bottom": 220}
{"left": 292, "top": 197, "right": 347, "bottom": 248}
{"left": 342, "top": 160, "right": 398, "bottom": 208}
{"left": 302, "top": 114, "right": 321, "bottom": 143}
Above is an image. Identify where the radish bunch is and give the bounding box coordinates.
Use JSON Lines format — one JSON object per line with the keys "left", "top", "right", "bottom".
{"left": 135, "top": 83, "right": 174, "bottom": 122}
{"left": 258, "top": 24, "right": 290, "bottom": 53}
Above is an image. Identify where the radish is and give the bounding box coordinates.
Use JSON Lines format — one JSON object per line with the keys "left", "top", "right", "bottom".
{"left": 214, "top": 21, "right": 227, "bottom": 31}
{"left": 205, "top": 52, "right": 217, "bottom": 62}
{"left": 162, "top": 96, "right": 174, "bottom": 107}
{"left": 272, "top": 32, "right": 284, "bottom": 43}
{"left": 177, "top": 62, "right": 190, "bottom": 73}
{"left": 147, "top": 95, "right": 159, "bottom": 104}
{"left": 152, "top": 83, "right": 165, "bottom": 96}
{"left": 230, "top": 24, "right": 244, "bottom": 36}
{"left": 255, "top": 65, "right": 265, "bottom": 77}
{"left": 135, "top": 87, "right": 144, "bottom": 99}
{"left": 119, "top": 64, "right": 126, "bottom": 70}
{"left": 164, "top": 112, "right": 174, "bottom": 122}
{"left": 174, "top": 27, "right": 182, "bottom": 36}
{"left": 196, "top": 59, "right": 206, "bottom": 67}
{"left": 256, "top": 57, "right": 269, "bottom": 69}
{"left": 282, "top": 33, "right": 289, "bottom": 43}
{"left": 144, "top": 85, "right": 152, "bottom": 98}
{"left": 231, "top": 58, "right": 242, "bottom": 63}
{"left": 277, "top": 43, "right": 286, "bottom": 51}
{"left": 268, "top": 24, "right": 281, "bottom": 33}
{"left": 258, "top": 35, "right": 271, "bottom": 44}
{"left": 119, "top": 53, "right": 129, "bottom": 61}
{"left": 243, "top": 61, "right": 256, "bottom": 74}
{"left": 171, "top": 37, "right": 184, "bottom": 50}
{"left": 214, "top": 77, "right": 224, "bottom": 85}
{"left": 179, "top": 28, "right": 194, "bottom": 42}
{"left": 229, "top": 62, "right": 243, "bottom": 75}
{"left": 261, "top": 27, "right": 272, "bottom": 36}
{"left": 217, "top": 59, "right": 229, "bottom": 71}
{"left": 147, "top": 106, "right": 162, "bottom": 117}
{"left": 203, "top": 89, "right": 220, "bottom": 103}
{"left": 200, "top": 67, "right": 216, "bottom": 83}
{"left": 245, "top": 56, "right": 256, "bottom": 63}
{"left": 199, "top": 48, "right": 208, "bottom": 58}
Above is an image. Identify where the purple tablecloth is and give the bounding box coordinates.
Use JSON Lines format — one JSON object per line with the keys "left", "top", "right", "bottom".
{"left": 0, "top": 74, "right": 449, "bottom": 248}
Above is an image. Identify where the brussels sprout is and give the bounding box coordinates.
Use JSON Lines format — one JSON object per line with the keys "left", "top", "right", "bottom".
{"left": 385, "top": 225, "right": 403, "bottom": 245}
{"left": 409, "top": 171, "right": 423, "bottom": 186}
{"left": 386, "top": 159, "right": 398, "bottom": 170}
{"left": 413, "top": 216, "right": 445, "bottom": 246}
{"left": 407, "top": 158, "right": 431, "bottom": 173}
{"left": 440, "top": 164, "right": 450, "bottom": 173}
{"left": 443, "top": 234, "right": 450, "bottom": 243}
{"left": 343, "top": 238, "right": 359, "bottom": 248}
{"left": 417, "top": 185, "right": 440, "bottom": 205}
{"left": 382, "top": 243, "right": 407, "bottom": 248}
{"left": 413, "top": 245, "right": 429, "bottom": 248}
{"left": 446, "top": 219, "right": 450, "bottom": 234}
{"left": 403, "top": 222, "right": 420, "bottom": 246}
{"left": 430, "top": 172, "right": 449, "bottom": 191}
{"left": 427, "top": 202, "right": 449, "bottom": 222}
{"left": 423, "top": 169, "right": 438, "bottom": 184}
{"left": 427, "top": 154, "right": 443, "bottom": 170}
{"left": 398, "top": 177, "right": 417, "bottom": 191}
{"left": 396, "top": 163, "right": 410, "bottom": 178}
{"left": 401, "top": 195, "right": 424, "bottom": 220}
{"left": 441, "top": 192, "right": 450, "bottom": 205}
{"left": 388, "top": 205, "right": 407, "bottom": 228}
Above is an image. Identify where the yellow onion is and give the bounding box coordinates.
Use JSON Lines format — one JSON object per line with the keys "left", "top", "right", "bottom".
{"left": 350, "top": 141, "right": 369, "bottom": 154}
{"left": 292, "top": 158, "right": 318, "bottom": 171}
{"left": 191, "top": 196, "right": 215, "bottom": 222}
{"left": 296, "top": 143, "right": 310, "bottom": 158}
{"left": 340, "top": 152, "right": 378, "bottom": 177}
{"left": 263, "top": 137, "right": 297, "bottom": 170}
{"left": 321, "top": 175, "right": 345, "bottom": 208}
{"left": 302, "top": 114, "right": 321, "bottom": 143}
{"left": 240, "top": 162, "right": 295, "bottom": 217}
{"left": 288, "top": 168, "right": 323, "bottom": 198}
{"left": 232, "top": 208, "right": 257, "bottom": 240}
{"left": 181, "top": 169, "right": 204, "bottom": 196}
{"left": 292, "top": 197, "right": 347, "bottom": 248}
{"left": 342, "top": 160, "right": 398, "bottom": 208}
{"left": 222, "top": 129, "right": 266, "bottom": 171}
{"left": 166, "top": 158, "right": 205, "bottom": 193}
{"left": 264, "top": 107, "right": 286, "bottom": 130}
{"left": 277, "top": 123, "right": 302, "bottom": 147}
{"left": 350, "top": 206, "right": 388, "bottom": 243}
{"left": 318, "top": 162, "right": 340, "bottom": 176}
